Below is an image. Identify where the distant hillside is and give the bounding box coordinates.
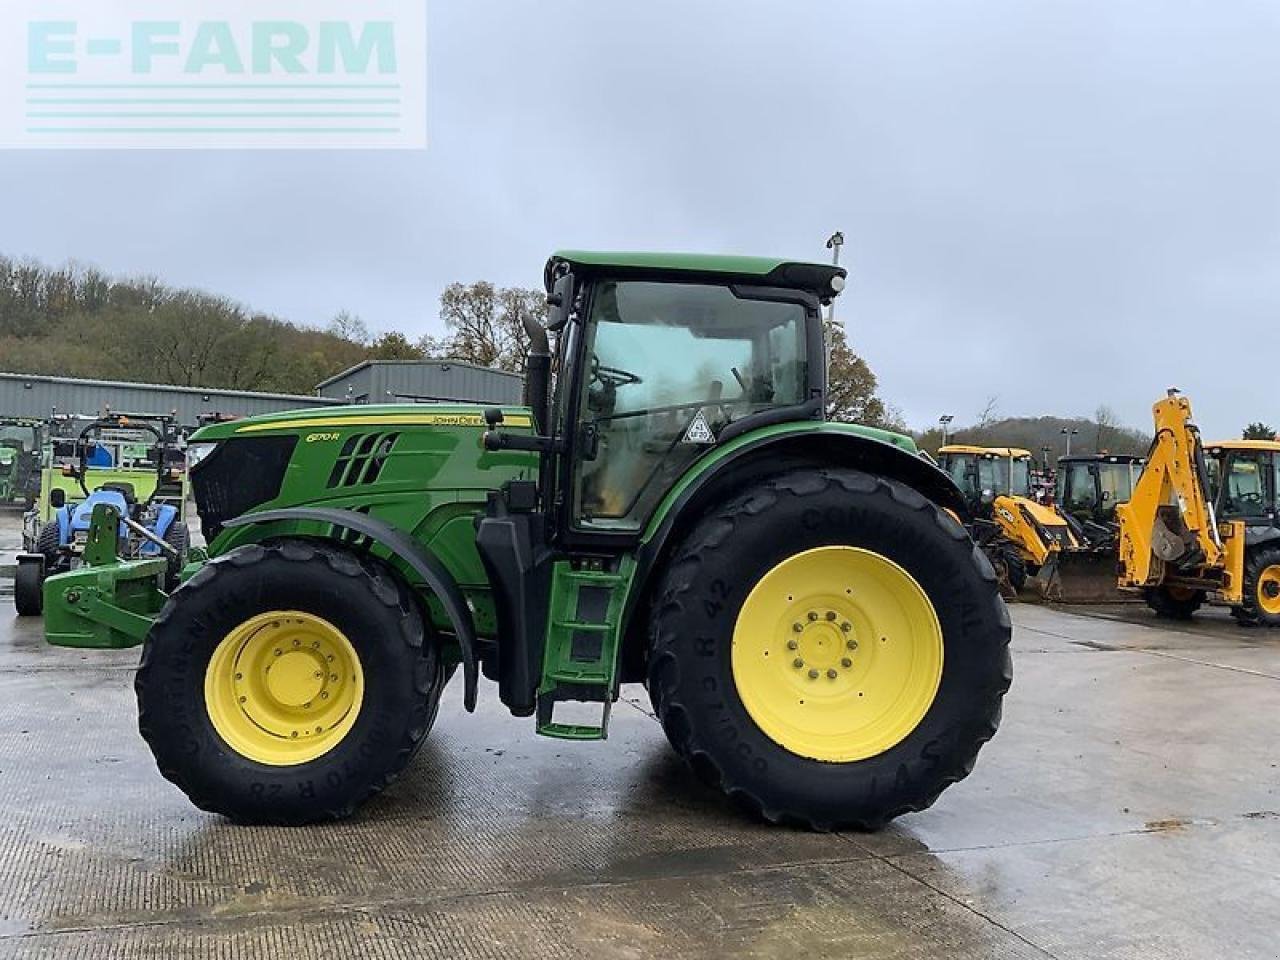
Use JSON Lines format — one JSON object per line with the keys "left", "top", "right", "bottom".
{"left": 916, "top": 414, "right": 1151, "bottom": 460}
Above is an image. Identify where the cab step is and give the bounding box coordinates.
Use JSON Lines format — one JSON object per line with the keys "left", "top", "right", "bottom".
{"left": 535, "top": 560, "right": 633, "bottom": 740}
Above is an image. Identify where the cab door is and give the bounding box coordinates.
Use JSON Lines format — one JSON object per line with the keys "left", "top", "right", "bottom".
{"left": 1218, "top": 450, "right": 1274, "bottom": 523}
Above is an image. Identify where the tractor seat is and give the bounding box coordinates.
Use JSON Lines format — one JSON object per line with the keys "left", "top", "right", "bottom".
{"left": 99, "top": 482, "right": 137, "bottom": 505}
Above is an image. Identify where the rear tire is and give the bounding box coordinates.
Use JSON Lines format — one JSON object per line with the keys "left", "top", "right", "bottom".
{"left": 13, "top": 560, "right": 43, "bottom": 616}
{"left": 1143, "top": 585, "right": 1205, "bottom": 620}
{"left": 1231, "top": 546, "right": 1280, "bottom": 628}
{"left": 136, "top": 539, "right": 443, "bottom": 824}
{"left": 35, "top": 520, "right": 61, "bottom": 565}
{"left": 647, "top": 468, "right": 1012, "bottom": 831}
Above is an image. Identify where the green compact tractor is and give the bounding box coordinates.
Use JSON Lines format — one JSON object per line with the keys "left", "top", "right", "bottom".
{"left": 43, "top": 252, "right": 1011, "bottom": 828}
{"left": 0, "top": 417, "right": 43, "bottom": 508}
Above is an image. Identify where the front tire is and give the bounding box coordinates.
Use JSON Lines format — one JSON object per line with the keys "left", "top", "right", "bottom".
{"left": 13, "top": 560, "right": 43, "bottom": 616}
{"left": 136, "top": 540, "right": 443, "bottom": 824}
{"left": 647, "top": 469, "right": 1012, "bottom": 831}
{"left": 1232, "top": 546, "right": 1280, "bottom": 628}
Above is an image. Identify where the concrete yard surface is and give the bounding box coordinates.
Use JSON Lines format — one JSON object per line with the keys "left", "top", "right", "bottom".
{"left": 0, "top": 591, "right": 1277, "bottom": 958}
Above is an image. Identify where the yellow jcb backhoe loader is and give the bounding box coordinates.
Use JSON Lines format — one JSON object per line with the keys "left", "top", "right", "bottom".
{"left": 1114, "top": 390, "right": 1280, "bottom": 626}
{"left": 937, "top": 445, "right": 1082, "bottom": 596}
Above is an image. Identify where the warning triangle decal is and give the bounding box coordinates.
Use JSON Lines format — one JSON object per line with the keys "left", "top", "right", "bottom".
{"left": 683, "top": 410, "right": 716, "bottom": 445}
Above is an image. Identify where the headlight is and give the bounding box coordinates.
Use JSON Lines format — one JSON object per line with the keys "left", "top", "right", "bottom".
{"left": 185, "top": 442, "right": 219, "bottom": 470}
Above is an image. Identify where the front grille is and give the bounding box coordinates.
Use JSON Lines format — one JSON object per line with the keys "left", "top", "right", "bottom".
{"left": 192, "top": 436, "right": 297, "bottom": 543}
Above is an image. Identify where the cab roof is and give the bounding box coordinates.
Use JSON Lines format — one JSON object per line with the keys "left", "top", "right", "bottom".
{"left": 1058, "top": 453, "right": 1145, "bottom": 464}
{"left": 939, "top": 444, "right": 1033, "bottom": 458}
{"left": 1206, "top": 439, "right": 1280, "bottom": 453}
{"left": 547, "top": 250, "right": 846, "bottom": 301}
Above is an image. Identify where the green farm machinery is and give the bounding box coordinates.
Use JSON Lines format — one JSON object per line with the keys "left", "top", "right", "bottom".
{"left": 42, "top": 251, "right": 1011, "bottom": 829}
{"left": 0, "top": 417, "right": 43, "bottom": 508}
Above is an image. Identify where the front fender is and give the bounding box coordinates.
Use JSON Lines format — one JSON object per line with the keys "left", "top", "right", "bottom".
{"left": 221, "top": 506, "right": 480, "bottom": 712}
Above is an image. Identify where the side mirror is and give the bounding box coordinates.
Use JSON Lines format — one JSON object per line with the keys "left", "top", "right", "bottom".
{"left": 980, "top": 488, "right": 996, "bottom": 505}
{"left": 50, "top": 488, "right": 65, "bottom": 509}
{"left": 1101, "top": 490, "right": 1111, "bottom": 501}
{"left": 545, "top": 272, "right": 574, "bottom": 332}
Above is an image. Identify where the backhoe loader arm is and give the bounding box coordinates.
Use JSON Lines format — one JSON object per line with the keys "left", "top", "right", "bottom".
{"left": 1116, "top": 391, "right": 1223, "bottom": 587}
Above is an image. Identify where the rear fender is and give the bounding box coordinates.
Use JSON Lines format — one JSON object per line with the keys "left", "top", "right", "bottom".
{"left": 619, "top": 424, "right": 970, "bottom": 679}
{"left": 222, "top": 506, "right": 480, "bottom": 712}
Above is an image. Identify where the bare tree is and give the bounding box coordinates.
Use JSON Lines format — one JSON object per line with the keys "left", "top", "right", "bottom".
{"left": 976, "top": 396, "right": 1000, "bottom": 429}
{"left": 327, "top": 309, "right": 370, "bottom": 346}
{"left": 1094, "top": 404, "right": 1120, "bottom": 450}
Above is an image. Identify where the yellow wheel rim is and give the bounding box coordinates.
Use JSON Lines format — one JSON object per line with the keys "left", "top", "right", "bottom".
{"left": 1258, "top": 565, "right": 1280, "bottom": 615}
{"left": 204, "top": 610, "right": 363, "bottom": 766}
{"left": 731, "top": 546, "right": 943, "bottom": 763}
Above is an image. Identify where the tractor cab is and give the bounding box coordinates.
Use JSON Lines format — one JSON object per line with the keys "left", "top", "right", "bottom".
{"left": 1204, "top": 440, "right": 1280, "bottom": 524}
{"left": 936, "top": 445, "right": 1035, "bottom": 512}
{"left": 1056, "top": 454, "right": 1145, "bottom": 527}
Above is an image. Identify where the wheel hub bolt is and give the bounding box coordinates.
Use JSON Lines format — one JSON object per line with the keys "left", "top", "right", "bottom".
{"left": 808, "top": 669, "right": 819, "bottom": 679}
{"left": 827, "top": 669, "right": 837, "bottom": 679}
{"left": 840, "top": 622, "right": 851, "bottom": 633}
{"left": 792, "top": 622, "right": 803, "bottom": 633}
{"left": 846, "top": 639, "right": 858, "bottom": 650}
{"left": 787, "top": 639, "right": 798, "bottom": 650}
{"left": 792, "top": 658, "right": 804, "bottom": 669}
{"left": 825, "top": 611, "right": 836, "bottom": 621}
{"left": 807, "top": 611, "right": 818, "bottom": 622}
{"left": 841, "top": 657, "right": 853, "bottom": 668}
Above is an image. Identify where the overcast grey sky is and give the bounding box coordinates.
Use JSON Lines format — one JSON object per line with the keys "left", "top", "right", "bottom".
{"left": 2, "top": 0, "right": 1277, "bottom": 438}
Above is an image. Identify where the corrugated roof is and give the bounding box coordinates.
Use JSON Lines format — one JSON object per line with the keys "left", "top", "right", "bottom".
{"left": 315, "top": 359, "right": 522, "bottom": 390}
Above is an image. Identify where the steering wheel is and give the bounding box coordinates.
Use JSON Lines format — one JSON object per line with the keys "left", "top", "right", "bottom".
{"left": 591, "top": 355, "right": 643, "bottom": 389}
{"left": 1235, "top": 491, "right": 1265, "bottom": 510}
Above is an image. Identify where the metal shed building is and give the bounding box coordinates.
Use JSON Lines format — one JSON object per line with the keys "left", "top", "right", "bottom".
{"left": 0, "top": 371, "right": 340, "bottom": 428}
{"left": 316, "top": 360, "right": 524, "bottom": 406}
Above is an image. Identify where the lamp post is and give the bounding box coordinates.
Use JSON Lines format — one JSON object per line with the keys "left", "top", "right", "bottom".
{"left": 1061, "top": 427, "right": 1079, "bottom": 457}
{"left": 1040, "top": 445, "right": 1052, "bottom": 473}
{"left": 939, "top": 414, "right": 954, "bottom": 447}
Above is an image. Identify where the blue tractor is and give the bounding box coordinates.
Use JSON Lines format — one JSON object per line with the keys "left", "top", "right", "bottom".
{"left": 14, "top": 414, "right": 190, "bottom": 616}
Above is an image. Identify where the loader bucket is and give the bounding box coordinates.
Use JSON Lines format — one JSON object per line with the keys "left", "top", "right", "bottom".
{"left": 1035, "top": 550, "right": 1129, "bottom": 604}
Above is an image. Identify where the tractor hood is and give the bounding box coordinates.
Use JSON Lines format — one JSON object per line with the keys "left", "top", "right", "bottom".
{"left": 185, "top": 403, "right": 538, "bottom": 547}
{"left": 189, "top": 403, "right": 534, "bottom": 442}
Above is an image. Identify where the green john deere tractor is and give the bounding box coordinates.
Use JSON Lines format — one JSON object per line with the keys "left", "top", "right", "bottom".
{"left": 43, "top": 251, "right": 1011, "bottom": 829}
